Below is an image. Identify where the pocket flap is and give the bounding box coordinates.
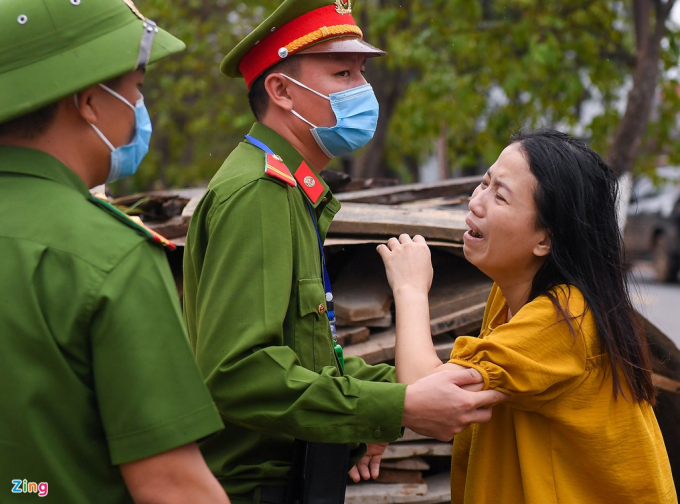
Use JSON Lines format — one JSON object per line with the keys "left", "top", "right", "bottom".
{"left": 298, "top": 278, "right": 326, "bottom": 318}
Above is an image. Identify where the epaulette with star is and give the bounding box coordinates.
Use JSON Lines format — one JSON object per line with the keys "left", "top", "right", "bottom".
{"left": 264, "top": 153, "right": 297, "bottom": 187}
{"left": 87, "top": 195, "right": 177, "bottom": 251}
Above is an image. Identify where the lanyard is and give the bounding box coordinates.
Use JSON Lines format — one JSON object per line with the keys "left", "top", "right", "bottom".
{"left": 245, "top": 135, "right": 344, "bottom": 371}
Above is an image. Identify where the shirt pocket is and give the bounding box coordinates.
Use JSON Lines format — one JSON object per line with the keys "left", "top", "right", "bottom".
{"left": 296, "top": 278, "right": 336, "bottom": 372}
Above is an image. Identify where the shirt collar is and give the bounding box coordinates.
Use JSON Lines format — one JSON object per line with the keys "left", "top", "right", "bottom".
{"left": 246, "top": 123, "right": 332, "bottom": 208}
{"left": 0, "top": 146, "right": 90, "bottom": 197}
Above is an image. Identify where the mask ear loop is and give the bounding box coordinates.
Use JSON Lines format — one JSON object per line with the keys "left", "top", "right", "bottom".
{"left": 98, "top": 84, "right": 136, "bottom": 111}
{"left": 278, "top": 73, "right": 331, "bottom": 101}
{"left": 74, "top": 95, "right": 115, "bottom": 152}
{"left": 290, "top": 110, "right": 318, "bottom": 129}
{"left": 278, "top": 74, "right": 325, "bottom": 128}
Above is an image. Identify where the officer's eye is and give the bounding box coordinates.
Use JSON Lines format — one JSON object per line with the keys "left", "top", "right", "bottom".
{"left": 337, "top": 70, "right": 350, "bottom": 77}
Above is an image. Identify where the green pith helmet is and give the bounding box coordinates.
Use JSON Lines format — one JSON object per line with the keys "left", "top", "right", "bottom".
{"left": 0, "top": 0, "right": 185, "bottom": 124}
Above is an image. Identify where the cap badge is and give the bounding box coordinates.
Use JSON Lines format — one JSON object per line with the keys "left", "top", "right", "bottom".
{"left": 122, "top": 0, "right": 146, "bottom": 20}
{"left": 304, "top": 176, "right": 316, "bottom": 188}
{"left": 335, "top": 0, "right": 352, "bottom": 15}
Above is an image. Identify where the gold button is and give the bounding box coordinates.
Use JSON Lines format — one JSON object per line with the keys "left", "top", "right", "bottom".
{"left": 318, "top": 304, "right": 326, "bottom": 314}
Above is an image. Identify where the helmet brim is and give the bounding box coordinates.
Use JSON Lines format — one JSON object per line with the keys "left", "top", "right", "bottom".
{"left": 0, "top": 19, "right": 184, "bottom": 124}
{"left": 297, "top": 37, "right": 386, "bottom": 57}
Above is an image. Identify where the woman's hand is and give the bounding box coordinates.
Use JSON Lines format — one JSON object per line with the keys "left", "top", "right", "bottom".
{"left": 348, "top": 442, "right": 389, "bottom": 482}
{"left": 377, "top": 234, "right": 433, "bottom": 296}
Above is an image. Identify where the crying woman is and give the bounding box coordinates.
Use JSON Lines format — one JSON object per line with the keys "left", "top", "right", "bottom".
{"left": 377, "top": 129, "right": 677, "bottom": 504}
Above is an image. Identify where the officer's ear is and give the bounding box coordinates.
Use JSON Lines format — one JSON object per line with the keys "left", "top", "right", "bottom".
{"left": 73, "top": 86, "right": 104, "bottom": 125}
{"left": 264, "top": 73, "right": 294, "bottom": 112}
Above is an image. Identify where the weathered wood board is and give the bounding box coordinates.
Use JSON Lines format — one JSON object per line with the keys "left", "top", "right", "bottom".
{"left": 329, "top": 203, "right": 468, "bottom": 243}
{"left": 335, "top": 326, "right": 371, "bottom": 347}
{"left": 339, "top": 312, "right": 393, "bottom": 328}
{"left": 336, "top": 176, "right": 481, "bottom": 205}
{"left": 344, "top": 481, "right": 427, "bottom": 504}
{"left": 381, "top": 457, "right": 431, "bottom": 471}
{"left": 345, "top": 302, "right": 486, "bottom": 365}
{"left": 333, "top": 250, "right": 393, "bottom": 323}
{"left": 376, "top": 469, "right": 425, "bottom": 484}
{"left": 345, "top": 473, "right": 451, "bottom": 504}
{"left": 383, "top": 442, "right": 453, "bottom": 460}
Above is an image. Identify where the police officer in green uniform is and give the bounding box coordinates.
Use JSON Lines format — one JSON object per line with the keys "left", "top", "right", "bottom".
{"left": 183, "top": 1, "right": 506, "bottom": 502}
{"left": 0, "top": 1, "right": 230, "bottom": 503}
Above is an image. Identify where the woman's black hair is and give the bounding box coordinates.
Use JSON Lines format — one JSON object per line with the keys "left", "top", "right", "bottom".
{"left": 511, "top": 128, "right": 656, "bottom": 405}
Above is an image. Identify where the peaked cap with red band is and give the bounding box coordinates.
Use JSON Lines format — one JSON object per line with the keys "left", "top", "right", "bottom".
{"left": 220, "top": 0, "right": 385, "bottom": 89}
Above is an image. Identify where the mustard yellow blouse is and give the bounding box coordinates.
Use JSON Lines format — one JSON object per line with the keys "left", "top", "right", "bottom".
{"left": 449, "top": 283, "right": 677, "bottom": 504}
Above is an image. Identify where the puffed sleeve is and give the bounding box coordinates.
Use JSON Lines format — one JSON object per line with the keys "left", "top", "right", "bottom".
{"left": 449, "top": 286, "right": 588, "bottom": 411}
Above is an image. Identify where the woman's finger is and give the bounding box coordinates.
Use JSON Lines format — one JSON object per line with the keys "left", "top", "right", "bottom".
{"left": 358, "top": 456, "right": 371, "bottom": 480}
{"left": 369, "top": 454, "right": 382, "bottom": 479}
{"left": 348, "top": 465, "right": 360, "bottom": 483}
{"left": 387, "top": 237, "right": 400, "bottom": 250}
{"left": 399, "top": 233, "right": 412, "bottom": 244}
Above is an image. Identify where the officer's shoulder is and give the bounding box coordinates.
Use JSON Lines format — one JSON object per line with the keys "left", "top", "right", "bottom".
{"left": 10, "top": 182, "right": 169, "bottom": 273}
{"left": 208, "top": 142, "right": 295, "bottom": 203}
{"left": 86, "top": 196, "right": 176, "bottom": 252}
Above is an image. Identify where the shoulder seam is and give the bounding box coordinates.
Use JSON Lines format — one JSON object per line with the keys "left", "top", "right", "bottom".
{"left": 0, "top": 234, "right": 145, "bottom": 274}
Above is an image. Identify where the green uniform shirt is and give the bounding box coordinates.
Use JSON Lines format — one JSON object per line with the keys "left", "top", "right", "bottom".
{"left": 183, "top": 123, "right": 407, "bottom": 496}
{"left": 0, "top": 146, "right": 224, "bottom": 503}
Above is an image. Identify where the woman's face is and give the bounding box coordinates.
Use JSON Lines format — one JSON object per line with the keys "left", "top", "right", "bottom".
{"left": 463, "top": 143, "right": 551, "bottom": 283}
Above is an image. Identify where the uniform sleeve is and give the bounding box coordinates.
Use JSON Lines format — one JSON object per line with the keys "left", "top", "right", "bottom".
{"left": 449, "top": 291, "right": 587, "bottom": 411}
{"left": 187, "top": 180, "right": 405, "bottom": 444}
{"left": 344, "top": 356, "right": 398, "bottom": 383}
{"left": 90, "top": 242, "right": 224, "bottom": 465}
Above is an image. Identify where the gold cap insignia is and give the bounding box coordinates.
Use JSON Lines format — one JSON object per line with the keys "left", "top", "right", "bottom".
{"left": 335, "top": 0, "right": 352, "bottom": 15}
{"left": 122, "top": 0, "right": 146, "bottom": 20}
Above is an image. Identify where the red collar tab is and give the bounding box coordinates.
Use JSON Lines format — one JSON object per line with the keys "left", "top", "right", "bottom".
{"left": 294, "top": 162, "right": 325, "bottom": 204}
{"left": 265, "top": 153, "right": 297, "bottom": 187}
{"left": 239, "top": 5, "right": 360, "bottom": 89}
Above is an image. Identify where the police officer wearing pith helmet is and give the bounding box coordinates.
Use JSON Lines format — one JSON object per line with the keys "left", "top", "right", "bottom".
{"left": 183, "top": 1, "right": 506, "bottom": 502}
{"left": 0, "top": 1, "right": 230, "bottom": 503}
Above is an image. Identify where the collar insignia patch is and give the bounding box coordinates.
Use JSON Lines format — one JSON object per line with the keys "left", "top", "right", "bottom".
{"left": 295, "top": 162, "right": 325, "bottom": 204}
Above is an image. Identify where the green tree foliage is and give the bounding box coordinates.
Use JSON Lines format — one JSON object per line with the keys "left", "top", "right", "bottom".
{"left": 120, "top": 0, "right": 680, "bottom": 193}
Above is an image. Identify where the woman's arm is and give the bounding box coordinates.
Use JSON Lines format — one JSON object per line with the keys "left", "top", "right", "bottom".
{"left": 378, "top": 235, "right": 459, "bottom": 384}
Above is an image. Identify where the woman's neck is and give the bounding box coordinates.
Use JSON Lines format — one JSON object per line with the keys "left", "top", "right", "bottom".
{"left": 496, "top": 279, "right": 534, "bottom": 320}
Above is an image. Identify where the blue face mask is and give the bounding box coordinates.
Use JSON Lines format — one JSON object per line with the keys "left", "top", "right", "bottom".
{"left": 280, "top": 74, "right": 379, "bottom": 158}
{"left": 78, "top": 84, "right": 152, "bottom": 183}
